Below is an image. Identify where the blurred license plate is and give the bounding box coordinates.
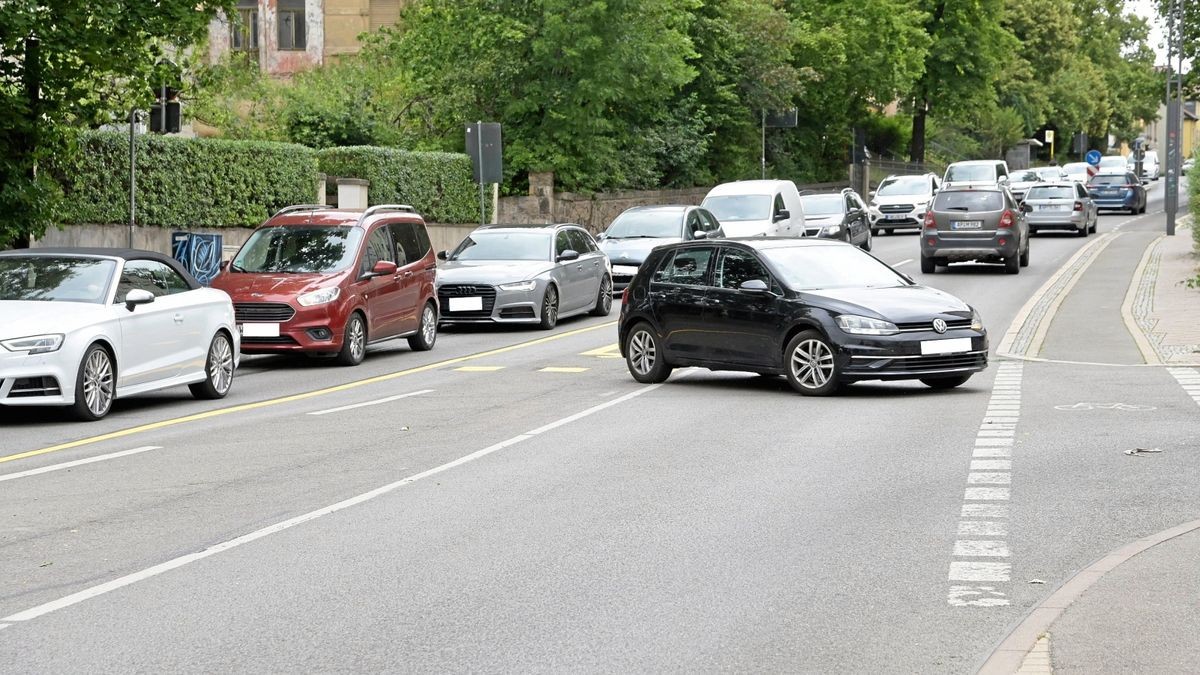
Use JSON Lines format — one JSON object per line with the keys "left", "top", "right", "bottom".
{"left": 448, "top": 297, "right": 483, "bottom": 312}
{"left": 886, "top": 213, "right": 908, "bottom": 220}
{"left": 921, "top": 337, "right": 972, "bottom": 355}
{"left": 242, "top": 323, "right": 279, "bottom": 338}
{"left": 612, "top": 265, "right": 639, "bottom": 275}
{"left": 951, "top": 221, "right": 982, "bottom": 230}
{"left": 1039, "top": 204, "right": 1068, "bottom": 211}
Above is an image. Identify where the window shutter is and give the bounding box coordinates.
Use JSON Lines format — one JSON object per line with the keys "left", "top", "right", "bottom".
{"left": 369, "top": 0, "right": 402, "bottom": 32}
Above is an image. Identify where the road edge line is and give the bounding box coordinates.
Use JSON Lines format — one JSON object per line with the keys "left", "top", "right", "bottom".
{"left": 1120, "top": 233, "right": 1166, "bottom": 365}
{"left": 976, "top": 517, "right": 1200, "bottom": 674}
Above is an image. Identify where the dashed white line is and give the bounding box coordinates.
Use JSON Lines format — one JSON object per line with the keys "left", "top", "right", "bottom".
{"left": 891, "top": 258, "right": 914, "bottom": 267}
{"left": 0, "top": 446, "right": 162, "bottom": 483}
{"left": 307, "top": 389, "right": 434, "bottom": 416}
{"left": 954, "top": 540, "right": 1011, "bottom": 557}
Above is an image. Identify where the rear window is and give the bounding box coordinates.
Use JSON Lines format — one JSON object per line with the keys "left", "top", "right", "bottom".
{"left": 945, "top": 164, "right": 998, "bottom": 182}
{"left": 934, "top": 191, "right": 1004, "bottom": 211}
{"left": 1025, "top": 186, "right": 1075, "bottom": 200}
{"left": 1089, "top": 174, "right": 1128, "bottom": 186}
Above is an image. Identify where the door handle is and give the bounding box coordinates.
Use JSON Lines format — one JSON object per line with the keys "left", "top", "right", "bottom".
{"left": 403, "top": 271, "right": 414, "bottom": 278}
{"left": 173, "top": 313, "right": 184, "bottom": 323}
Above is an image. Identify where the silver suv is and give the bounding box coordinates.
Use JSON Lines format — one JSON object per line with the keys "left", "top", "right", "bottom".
{"left": 920, "top": 187, "right": 1030, "bottom": 275}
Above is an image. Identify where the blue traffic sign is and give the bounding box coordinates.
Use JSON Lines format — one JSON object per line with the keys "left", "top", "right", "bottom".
{"left": 1086, "top": 150, "right": 1102, "bottom": 166}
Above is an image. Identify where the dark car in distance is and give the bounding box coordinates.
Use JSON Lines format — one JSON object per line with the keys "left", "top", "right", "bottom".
{"left": 798, "top": 189, "right": 873, "bottom": 250}
{"left": 1087, "top": 172, "right": 1147, "bottom": 214}
{"left": 618, "top": 239, "right": 988, "bottom": 395}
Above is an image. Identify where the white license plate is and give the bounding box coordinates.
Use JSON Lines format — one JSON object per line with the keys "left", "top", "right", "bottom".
{"left": 612, "top": 265, "right": 639, "bottom": 275}
{"left": 1038, "top": 204, "right": 1068, "bottom": 211}
{"left": 241, "top": 323, "right": 280, "bottom": 338}
{"left": 921, "top": 337, "right": 972, "bottom": 355}
{"left": 886, "top": 213, "right": 908, "bottom": 221}
{"left": 448, "top": 296, "right": 483, "bottom": 312}
{"left": 951, "top": 221, "right": 983, "bottom": 230}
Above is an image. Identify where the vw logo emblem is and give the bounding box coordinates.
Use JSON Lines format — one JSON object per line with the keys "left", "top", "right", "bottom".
{"left": 933, "top": 318, "right": 948, "bottom": 334}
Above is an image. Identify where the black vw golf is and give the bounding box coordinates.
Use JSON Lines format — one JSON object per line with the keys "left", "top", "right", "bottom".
{"left": 618, "top": 239, "right": 988, "bottom": 395}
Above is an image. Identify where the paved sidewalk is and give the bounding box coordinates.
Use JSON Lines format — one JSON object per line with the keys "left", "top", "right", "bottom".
{"left": 1130, "top": 221, "right": 1200, "bottom": 364}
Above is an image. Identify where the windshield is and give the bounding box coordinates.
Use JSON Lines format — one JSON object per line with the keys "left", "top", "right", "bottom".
{"left": 233, "top": 227, "right": 362, "bottom": 274}
{"left": 934, "top": 191, "right": 1004, "bottom": 211}
{"left": 451, "top": 231, "right": 550, "bottom": 261}
{"left": 702, "top": 195, "right": 772, "bottom": 222}
{"left": 1089, "top": 174, "right": 1130, "bottom": 186}
{"left": 763, "top": 245, "right": 907, "bottom": 290}
{"left": 1098, "top": 156, "right": 1126, "bottom": 169}
{"left": 1035, "top": 168, "right": 1064, "bottom": 180}
{"left": 1063, "top": 163, "right": 1088, "bottom": 176}
{"left": 1012, "top": 171, "right": 1040, "bottom": 182}
{"left": 799, "top": 195, "right": 844, "bottom": 216}
{"left": 1026, "top": 186, "right": 1075, "bottom": 200}
{"left": 945, "top": 164, "right": 997, "bottom": 182}
{"left": 876, "top": 177, "right": 930, "bottom": 197}
{"left": 606, "top": 211, "right": 684, "bottom": 239}
{"left": 0, "top": 256, "right": 116, "bottom": 303}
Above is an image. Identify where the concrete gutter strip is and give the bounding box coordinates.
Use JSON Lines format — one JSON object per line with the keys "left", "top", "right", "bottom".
{"left": 1121, "top": 233, "right": 1166, "bottom": 365}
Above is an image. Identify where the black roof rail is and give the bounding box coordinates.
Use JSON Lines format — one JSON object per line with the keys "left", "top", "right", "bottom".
{"left": 270, "top": 204, "right": 328, "bottom": 219}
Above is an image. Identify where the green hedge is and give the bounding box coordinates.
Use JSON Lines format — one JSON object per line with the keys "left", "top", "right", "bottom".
{"left": 318, "top": 146, "right": 481, "bottom": 224}
{"left": 56, "top": 132, "right": 319, "bottom": 228}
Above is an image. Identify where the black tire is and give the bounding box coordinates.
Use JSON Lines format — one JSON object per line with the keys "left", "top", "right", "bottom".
{"left": 538, "top": 285, "right": 559, "bottom": 330}
{"left": 407, "top": 302, "right": 438, "bottom": 351}
{"left": 921, "top": 255, "right": 936, "bottom": 274}
{"left": 871, "top": 226, "right": 880, "bottom": 236}
{"left": 335, "top": 312, "right": 367, "bottom": 366}
{"left": 624, "top": 323, "right": 672, "bottom": 384}
{"left": 1089, "top": 217, "right": 1097, "bottom": 234}
{"left": 885, "top": 228, "right": 894, "bottom": 235}
{"left": 590, "top": 276, "right": 613, "bottom": 316}
{"left": 189, "top": 332, "right": 235, "bottom": 400}
{"left": 920, "top": 375, "right": 972, "bottom": 390}
{"left": 1004, "top": 253, "right": 1020, "bottom": 275}
{"left": 1019, "top": 240, "right": 1030, "bottom": 267}
{"left": 1077, "top": 222, "right": 1088, "bottom": 237}
{"left": 71, "top": 343, "right": 115, "bottom": 421}
{"left": 784, "top": 330, "right": 841, "bottom": 396}
{"left": 861, "top": 227, "right": 873, "bottom": 252}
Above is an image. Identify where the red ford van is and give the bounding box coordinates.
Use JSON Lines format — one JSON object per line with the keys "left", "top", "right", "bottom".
{"left": 210, "top": 205, "right": 439, "bottom": 366}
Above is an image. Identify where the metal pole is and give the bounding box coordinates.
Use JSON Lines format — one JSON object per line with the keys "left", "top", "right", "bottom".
{"left": 476, "top": 121, "right": 486, "bottom": 226}
{"left": 760, "top": 110, "right": 766, "bottom": 180}
{"left": 129, "top": 110, "right": 136, "bottom": 248}
{"left": 160, "top": 82, "right": 167, "bottom": 134}
{"left": 1165, "top": 0, "right": 1180, "bottom": 236}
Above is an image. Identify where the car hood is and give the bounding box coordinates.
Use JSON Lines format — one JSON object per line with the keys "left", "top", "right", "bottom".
{"left": 438, "top": 260, "right": 555, "bottom": 284}
{"left": 801, "top": 285, "right": 972, "bottom": 324}
{"left": 601, "top": 238, "right": 678, "bottom": 265}
{"left": 210, "top": 272, "right": 346, "bottom": 300}
{"left": 721, "top": 219, "right": 773, "bottom": 237}
{"left": 943, "top": 180, "right": 999, "bottom": 189}
{"left": 872, "top": 194, "right": 931, "bottom": 206}
{"left": 0, "top": 300, "right": 113, "bottom": 339}
{"left": 805, "top": 215, "right": 842, "bottom": 225}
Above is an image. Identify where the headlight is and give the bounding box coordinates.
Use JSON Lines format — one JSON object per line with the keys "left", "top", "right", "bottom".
{"left": 970, "top": 308, "right": 984, "bottom": 331}
{"left": 822, "top": 224, "right": 842, "bottom": 236}
{"left": 836, "top": 315, "right": 898, "bottom": 336}
{"left": 498, "top": 280, "right": 537, "bottom": 292}
{"left": 297, "top": 287, "right": 341, "bottom": 307}
{"left": 1, "top": 334, "right": 65, "bottom": 354}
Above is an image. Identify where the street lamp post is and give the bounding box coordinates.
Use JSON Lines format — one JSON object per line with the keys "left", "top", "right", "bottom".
{"left": 1164, "top": 0, "right": 1184, "bottom": 237}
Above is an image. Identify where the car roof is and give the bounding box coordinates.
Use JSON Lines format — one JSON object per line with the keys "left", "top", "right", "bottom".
{"left": 475, "top": 223, "right": 582, "bottom": 232}
{"left": 265, "top": 205, "right": 425, "bottom": 229}
{"left": 662, "top": 237, "right": 848, "bottom": 253}
{"left": 947, "top": 160, "right": 1006, "bottom": 166}
{"left": 938, "top": 185, "right": 1005, "bottom": 193}
{"left": 0, "top": 247, "right": 200, "bottom": 289}
{"left": 620, "top": 205, "right": 691, "bottom": 213}
{"left": 706, "top": 180, "right": 795, "bottom": 196}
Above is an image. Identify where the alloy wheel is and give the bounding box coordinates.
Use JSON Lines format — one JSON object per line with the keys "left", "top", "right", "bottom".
{"left": 421, "top": 305, "right": 437, "bottom": 345}
{"left": 629, "top": 330, "right": 656, "bottom": 375}
{"left": 349, "top": 317, "right": 365, "bottom": 361}
{"left": 790, "top": 339, "right": 834, "bottom": 390}
{"left": 543, "top": 287, "right": 558, "bottom": 325}
{"left": 83, "top": 349, "right": 114, "bottom": 417}
{"left": 209, "top": 335, "right": 234, "bottom": 395}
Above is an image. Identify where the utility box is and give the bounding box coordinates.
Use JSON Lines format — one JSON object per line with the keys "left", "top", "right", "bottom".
{"left": 172, "top": 232, "right": 224, "bottom": 286}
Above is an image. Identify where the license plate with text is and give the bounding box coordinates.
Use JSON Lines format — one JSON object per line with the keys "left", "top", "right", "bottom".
{"left": 951, "top": 221, "right": 982, "bottom": 230}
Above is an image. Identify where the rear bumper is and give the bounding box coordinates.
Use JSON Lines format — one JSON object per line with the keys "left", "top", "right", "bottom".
{"left": 921, "top": 232, "right": 1020, "bottom": 262}
{"left": 1028, "top": 211, "right": 1087, "bottom": 229}
{"left": 1093, "top": 193, "right": 1137, "bottom": 209}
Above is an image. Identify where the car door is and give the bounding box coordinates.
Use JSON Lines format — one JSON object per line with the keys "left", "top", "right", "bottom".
{"left": 388, "top": 220, "right": 431, "bottom": 334}
{"left": 570, "top": 228, "right": 605, "bottom": 305}
{"left": 114, "top": 260, "right": 188, "bottom": 386}
{"left": 355, "top": 224, "right": 403, "bottom": 339}
{"left": 700, "top": 246, "right": 782, "bottom": 367}
{"left": 845, "top": 192, "right": 868, "bottom": 244}
{"left": 648, "top": 246, "right": 714, "bottom": 360}
{"left": 1076, "top": 183, "right": 1096, "bottom": 224}
{"left": 554, "top": 229, "right": 588, "bottom": 313}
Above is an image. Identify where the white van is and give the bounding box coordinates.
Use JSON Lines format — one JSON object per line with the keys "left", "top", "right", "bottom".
{"left": 1141, "top": 151, "right": 1159, "bottom": 180}
{"left": 942, "top": 160, "right": 1011, "bottom": 189}
{"left": 700, "top": 180, "right": 805, "bottom": 237}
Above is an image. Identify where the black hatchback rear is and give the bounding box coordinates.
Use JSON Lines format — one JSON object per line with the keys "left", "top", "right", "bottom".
{"left": 920, "top": 187, "right": 1030, "bottom": 275}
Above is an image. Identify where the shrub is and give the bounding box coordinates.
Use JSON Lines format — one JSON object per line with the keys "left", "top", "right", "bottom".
{"left": 55, "top": 131, "right": 319, "bottom": 228}
{"left": 318, "top": 146, "right": 481, "bottom": 223}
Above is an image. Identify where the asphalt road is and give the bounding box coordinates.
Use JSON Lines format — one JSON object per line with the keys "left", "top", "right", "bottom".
{"left": 0, "top": 181, "right": 1196, "bottom": 672}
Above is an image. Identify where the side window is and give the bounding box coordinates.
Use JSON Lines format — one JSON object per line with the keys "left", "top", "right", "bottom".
{"left": 686, "top": 212, "right": 703, "bottom": 237}
{"left": 715, "top": 247, "right": 770, "bottom": 290}
{"left": 773, "top": 194, "right": 787, "bottom": 217}
{"left": 844, "top": 193, "right": 856, "bottom": 212}
{"left": 997, "top": 164, "right": 1009, "bottom": 179}
{"left": 555, "top": 230, "right": 573, "bottom": 256}
{"left": 1076, "top": 184, "right": 1087, "bottom": 199}
{"left": 652, "top": 247, "right": 713, "bottom": 286}
{"left": 116, "top": 260, "right": 188, "bottom": 300}
{"left": 360, "top": 226, "right": 395, "bottom": 275}
{"left": 568, "top": 229, "right": 594, "bottom": 254}
{"left": 389, "top": 222, "right": 431, "bottom": 266}
{"left": 699, "top": 210, "right": 720, "bottom": 232}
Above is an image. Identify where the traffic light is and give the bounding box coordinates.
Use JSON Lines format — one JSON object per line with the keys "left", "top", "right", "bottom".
{"left": 150, "top": 85, "right": 181, "bottom": 134}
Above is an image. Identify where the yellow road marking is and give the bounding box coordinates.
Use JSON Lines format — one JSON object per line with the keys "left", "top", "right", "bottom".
{"left": 0, "top": 321, "right": 618, "bottom": 465}
{"left": 580, "top": 343, "right": 621, "bottom": 359}
{"left": 539, "top": 367, "right": 590, "bottom": 373}
{"left": 454, "top": 366, "right": 506, "bottom": 372}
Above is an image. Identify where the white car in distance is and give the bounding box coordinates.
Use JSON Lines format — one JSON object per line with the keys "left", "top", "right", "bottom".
{"left": 0, "top": 248, "right": 239, "bottom": 420}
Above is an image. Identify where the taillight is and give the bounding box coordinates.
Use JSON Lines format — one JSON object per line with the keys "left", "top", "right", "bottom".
{"left": 1073, "top": 201, "right": 1083, "bottom": 212}
{"left": 621, "top": 286, "right": 630, "bottom": 305}
{"left": 999, "top": 210, "right": 1015, "bottom": 228}
{"left": 923, "top": 211, "right": 936, "bottom": 229}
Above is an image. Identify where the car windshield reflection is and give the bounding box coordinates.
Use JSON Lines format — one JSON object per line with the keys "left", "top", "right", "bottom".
{"left": 451, "top": 232, "right": 550, "bottom": 261}
{"left": 233, "top": 226, "right": 362, "bottom": 273}
{"left": 0, "top": 257, "right": 116, "bottom": 303}
{"left": 702, "top": 195, "right": 771, "bottom": 222}
{"left": 762, "top": 245, "right": 908, "bottom": 290}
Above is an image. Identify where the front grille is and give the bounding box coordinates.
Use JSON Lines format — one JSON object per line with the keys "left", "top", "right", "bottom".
{"left": 879, "top": 204, "right": 914, "bottom": 213}
{"left": 804, "top": 228, "right": 823, "bottom": 237}
{"left": 241, "top": 335, "right": 298, "bottom": 345}
{"left": 895, "top": 318, "right": 974, "bottom": 332}
{"left": 904, "top": 353, "right": 987, "bottom": 372}
{"left": 8, "top": 376, "right": 61, "bottom": 398}
{"left": 438, "top": 285, "right": 497, "bottom": 318}
{"left": 235, "top": 302, "right": 296, "bottom": 323}
{"left": 500, "top": 307, "right": 536, "bottom": 319}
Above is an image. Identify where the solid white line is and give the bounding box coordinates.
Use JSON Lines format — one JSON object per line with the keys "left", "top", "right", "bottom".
{"left": 949, "top": 561, "right": 1011, "bottom": 582}
{"left": 307, "top": 389, "right": 434, "bottom": 416}
{"left": 964, "top": 487, "right": 1010, "bottom": 500}
{"left": 959, "top": 521, "right": 1008, "bottom": 536}
{"left": 891, "top": 258, "right": 914, "bottom": 267}
{"left": 962, "top": 504, "right": 1009, "bottom": 518}
{"left": 954, "top": 540, "right": 1011, "bottom": 557}
{"left": 1, "top": 381, "right": 670, "bottom": 624}
{"left": 0, "top": 446, "right": 162, "bottom": 483}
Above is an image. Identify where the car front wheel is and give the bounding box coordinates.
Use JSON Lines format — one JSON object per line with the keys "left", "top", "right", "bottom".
{"left": 335, "top": 312, "right": 367, "bottom": 366}
{"left": 784, "top": 330, "right": 841, "bottom": 396}
{"left": 190, "top": 332, "right": 235, "bottom": 399}
{"left": 625, "top": 323, "right": 672, "bottom": 383}
{"left": 539, "top": 285, "right": 559, "bottom": 330}
{"left": 72, "top": 344, "right": 115, "bottom": 421}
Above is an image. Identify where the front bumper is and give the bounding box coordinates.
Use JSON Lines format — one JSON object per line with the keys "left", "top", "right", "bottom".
{"left": 0, "top": 349, "right": 74, "bottom": 407}
{"left": 837, "top": 330, "right": 989, "bottom": 382}
{"left": 437, "top": 283, "right": 546, "bottom": 325}
{"left": 870, "top": 206, "right": 925, "bottom": 229}
{"left": 611, "top": 264, "right": 641, "bottom": 294}
{"left": 921, "top": 231, "right": 1020, "bottom": 263}
{"left": 236, "top": 302, "right": 345, "bottom": 354}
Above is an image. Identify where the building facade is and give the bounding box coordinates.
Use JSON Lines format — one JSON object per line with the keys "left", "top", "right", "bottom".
{"left": 208, "top": 0, "right": 406, "bottom": 76}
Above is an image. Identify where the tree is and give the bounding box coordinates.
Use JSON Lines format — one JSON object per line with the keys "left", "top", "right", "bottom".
{"left": 0, "top": 0, "right": 234, "bottom": 248}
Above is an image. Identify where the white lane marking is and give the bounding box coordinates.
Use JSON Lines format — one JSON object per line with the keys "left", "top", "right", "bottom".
{"left": 0, "top": 447, "right": 162, "bottom": 483}
{"left": 971, "top": 460, "right": 1012, "bottom": 470}
{"left": 964, "top": 487, "right": 1010, "bottom": 500}
{"left": 948, "top": 585, "right": 1008, "bottom": 607}
{"left": 975, "top": 438, "right": 1015, "bottom": 447}
{"left": 891, "top": 258, "right": 914, "bottom": 267}
{"left": 967, "top": 472, "right": 1011, "bottom": 485}
{"left": 977, "top": 430, "right": 1015, "bottom": 437}
{"left": 962, "top": 504, "right": 1009, "bottom": 518}
{"left": 949, "top": 562, "right": 1011, "bottom": 582}
{"left": 307, "top": 390, "right": 434, "bottom": 416}
{"left": 954, "top": 540, "right": 1011, "bottom": 557}
{"left": 973, "top": 447, "right": 1012, "bottom": 458}
{"left": 959, "top": 521, "right": 1008, "bottom": 536}
{"left": 0, "top": 380, "right": 673, "bottom": 624}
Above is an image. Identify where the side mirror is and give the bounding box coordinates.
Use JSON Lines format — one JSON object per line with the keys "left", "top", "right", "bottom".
{"left": 596, "top": 232, "right": 607, "bottom": 242}
{"left": 1020, "top": 202, "right": 1033, "bottom": 213}
{"left": 124, "top": 288, "right": 156, "bottom": 311}
{"left": 692, "top": 230, "right": 708, "bottom": 240}
{"left": 365, "top": 260, "right": 398, "bottom": 278}
{"left": 220, "top": 260, "right": 230, "bottom": 272}
{"left": 557, "top": 249, "right": 580, "bottom": 262}
{"left": 437, "top": 250, "right": 449, "bottom": 261}
{"left": 869, "top": 191, "right": 876, "bottom": 198}
{"left": 773, "top": 209, "right": 790, "bottom": 223}
{"left": 739, "top": 279, "right": 771, "bottom": 294}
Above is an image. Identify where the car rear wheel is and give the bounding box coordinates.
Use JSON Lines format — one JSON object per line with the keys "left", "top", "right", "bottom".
{"left": 920, "top": 375, "right": 972, "bottom": 390}
{"left": 71, "top": 344, "right": 115, "bottom": 421}
{"left": 335, "top": 312, "right": 367, "bottom": 366}
{"left": 539, "top": 285, "right": 559, "bottom": 330}
{"left": 190, "top": 332, "right": 235, "bottom": 400}
{"left": 407, "top": 302, "right": 438, "bottom": 351}
{"left": 861, "top": 227, "right": 873, "bottom": 252}
{"left": 1019, "top": 241, "right": 1030, "bottom": 267}
{"left": 921, "top": 255, "right": 936, "bottom": 274}
{"left": 625, "top": 323, "right": 672, "bottom": 384}
{"left": 784, "top": 330, "right": 841, "bottom": 396}
{"left": 1077, "top": 222, "right": 1088, "bottom": 237}
{"left": 1005, "top": 253, "right": 1020, "bottom": 275}
{"left": 590, "top": 276, "right": 612, "bottom": 316}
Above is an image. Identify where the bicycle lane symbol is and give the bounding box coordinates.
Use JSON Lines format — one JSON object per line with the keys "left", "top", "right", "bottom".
{"left": 1054, "top": 402, "right": 1158, "bottom": 411}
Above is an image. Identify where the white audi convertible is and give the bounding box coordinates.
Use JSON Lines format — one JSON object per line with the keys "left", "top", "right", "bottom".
{"left": 0, "top": 248, "right": 239, "bottom": 420}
